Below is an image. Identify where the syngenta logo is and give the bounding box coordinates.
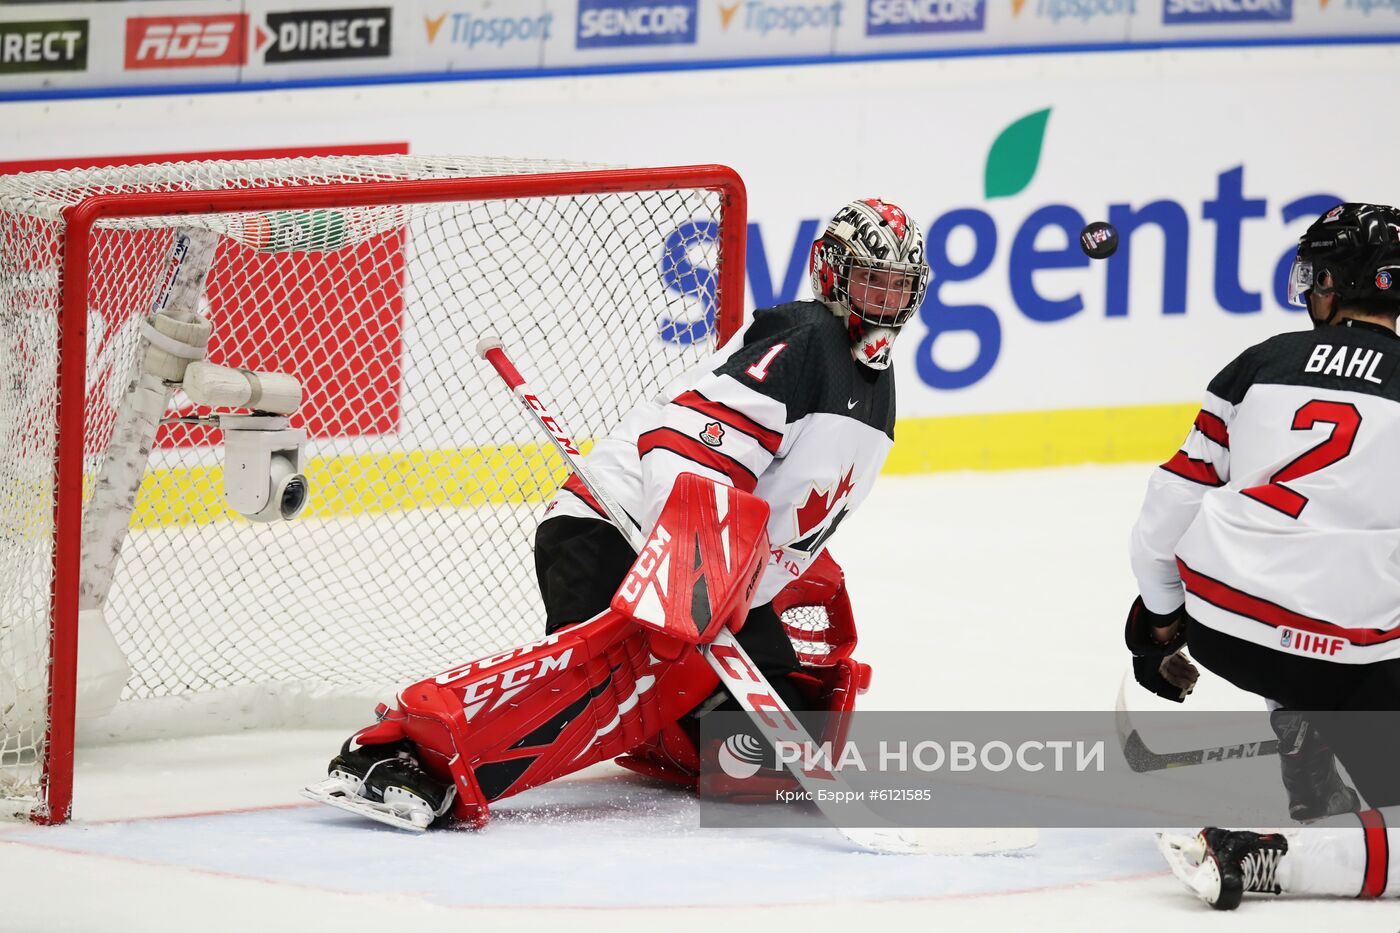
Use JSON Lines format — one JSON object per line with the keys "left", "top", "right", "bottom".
{"left": 1163, "top": 0, "right": 1292, "bottom": 23}
{"left": 1013, "top": 0, "right": 1135, "bottom": 21}
{"left": 721, "top": 1, "right": 844, "bottom": 33}
{"left": 424, "top": 11, "right": 552, "bottom": 47}
{"left": 577, "top": 0, "right": 698, "bottom": 47}
{"left": 866, "top": 0, "right": 987, "bottom": 34}
{"left": 660, "top": 107, "right": 1344, "bottom": 391}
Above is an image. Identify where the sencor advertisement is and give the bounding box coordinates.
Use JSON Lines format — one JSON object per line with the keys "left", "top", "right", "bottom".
{"left": 576, "top": 0, "right": 700, "bottom": 49}
{"left": 1161, "top": 0, "right": 1293, "bottom": 24}
{"left": 865, "top": 0, "right": 989, "bottom": 34}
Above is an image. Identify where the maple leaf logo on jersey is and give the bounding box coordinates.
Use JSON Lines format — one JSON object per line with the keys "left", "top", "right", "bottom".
{"left": 700, "top": 421, "right": 725, "bottom": 447}
{"left": 789, "top": 467, "right": 855, "bottom": 555}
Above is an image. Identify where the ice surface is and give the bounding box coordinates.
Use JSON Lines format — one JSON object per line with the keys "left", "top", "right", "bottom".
{"left": 0, "top": 466, "right": 1390, "bottom": 932}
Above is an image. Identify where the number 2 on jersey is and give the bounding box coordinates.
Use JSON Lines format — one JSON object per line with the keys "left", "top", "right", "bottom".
{"left": 1240, "top": 400, "right": 1362, "bottom": 519}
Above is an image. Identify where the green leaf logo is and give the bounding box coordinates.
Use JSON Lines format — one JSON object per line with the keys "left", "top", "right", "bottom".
{"left": 984, "top": 108, "right": 1051, "bottom": 200}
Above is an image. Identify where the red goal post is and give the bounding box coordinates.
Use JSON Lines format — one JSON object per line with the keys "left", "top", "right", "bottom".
{"left": 3, "top": 159, "right": 748, "bottom": 825}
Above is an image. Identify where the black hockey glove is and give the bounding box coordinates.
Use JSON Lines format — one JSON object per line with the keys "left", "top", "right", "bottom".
{"left": 1124, "top": 596, "right": 1198, "bottom": 703}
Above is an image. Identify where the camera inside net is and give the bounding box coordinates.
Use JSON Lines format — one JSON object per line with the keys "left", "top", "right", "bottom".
{"left": 219, "top": 414, "right": 310, "bottom": 522}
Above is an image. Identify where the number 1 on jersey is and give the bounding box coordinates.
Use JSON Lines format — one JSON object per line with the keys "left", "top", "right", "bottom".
{"left": 1241, "top": 399, "right": 1362, "bottom": 519}
{"left": 745, "top": 343, "right": 788, "bottom": 382}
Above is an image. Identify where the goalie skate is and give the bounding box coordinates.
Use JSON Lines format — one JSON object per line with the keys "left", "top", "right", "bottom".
{"left": 302, "top": 777, "right": 440, "bottom": 832}
{"left": 301, "top": 737, "right": 455, "bottom": 833}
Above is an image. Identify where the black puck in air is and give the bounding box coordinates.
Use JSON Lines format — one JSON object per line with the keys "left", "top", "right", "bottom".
{"left": 1080, "top": 221, "right": 1119, "bottom": 260}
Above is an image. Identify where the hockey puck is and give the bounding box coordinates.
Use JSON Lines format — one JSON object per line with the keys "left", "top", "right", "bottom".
{"left": 1079, "top": 221, "right": 1119, "bottom": 260}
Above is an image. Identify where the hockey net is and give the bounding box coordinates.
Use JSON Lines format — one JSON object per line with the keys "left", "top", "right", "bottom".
{"left": 0, "top": 155, "right": 778, "bottom": 823}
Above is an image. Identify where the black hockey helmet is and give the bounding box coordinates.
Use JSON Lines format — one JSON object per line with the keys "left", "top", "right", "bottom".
{"left": 1287, "top": 202, "right": 1400, "bottom": 312}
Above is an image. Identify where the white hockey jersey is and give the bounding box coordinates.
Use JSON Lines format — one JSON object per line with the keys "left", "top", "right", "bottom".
{"left": 542, "top": 300, "right": 895, "bottom": 607}
{"left": 1130, "top": 319, "right": 1400, "bottom": 664}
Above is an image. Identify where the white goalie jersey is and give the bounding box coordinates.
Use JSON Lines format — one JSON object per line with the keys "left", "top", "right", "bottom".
{"left": 1130, "top": 319, "right": 1400, "bottom": 664}
{"left": 542, "top": 300, "right": 896, "bottom": 607}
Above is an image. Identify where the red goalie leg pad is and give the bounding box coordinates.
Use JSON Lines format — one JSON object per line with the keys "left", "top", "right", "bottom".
{"left": 387, "top": 610, "right": 720, "bottom": 826}
{"left": 617, "top": 655, "right": 872, "bottom": 793}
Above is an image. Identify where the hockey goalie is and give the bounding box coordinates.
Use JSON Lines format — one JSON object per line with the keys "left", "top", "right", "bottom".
{"left": 304, "top": 198, "right": 930, "bottom": 830}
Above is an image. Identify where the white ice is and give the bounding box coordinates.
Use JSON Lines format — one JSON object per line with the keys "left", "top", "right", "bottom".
{"left": 1, "top": 465, "right": 1391, "bottom": 932}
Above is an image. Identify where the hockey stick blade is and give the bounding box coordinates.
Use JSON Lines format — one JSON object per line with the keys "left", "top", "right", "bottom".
{"left": 1115, "top": 674, "right": 1279, "bottom": 772}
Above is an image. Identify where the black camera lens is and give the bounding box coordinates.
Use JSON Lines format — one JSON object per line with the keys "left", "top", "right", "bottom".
{"left": 280, "top": 475, "right": 308, "bottom": 517}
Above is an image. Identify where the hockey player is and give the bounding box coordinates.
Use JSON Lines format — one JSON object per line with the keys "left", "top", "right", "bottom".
{"left": 305, "top": 198, "right": 930, "bottom": 829}
{"left": 1126, "top": 203, "right": 1400, "bottom": 908}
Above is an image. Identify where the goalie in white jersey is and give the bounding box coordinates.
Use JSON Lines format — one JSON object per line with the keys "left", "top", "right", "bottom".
{"left": 1127, "top": 203, "right": 1400, "bottom": 909}
{"left": 306, "top": 198, "right": 931, "bottom": 829}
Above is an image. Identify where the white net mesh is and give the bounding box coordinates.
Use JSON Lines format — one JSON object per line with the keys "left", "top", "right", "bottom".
{"left": 0, "top": 155, "right": 741, "bottom": 820}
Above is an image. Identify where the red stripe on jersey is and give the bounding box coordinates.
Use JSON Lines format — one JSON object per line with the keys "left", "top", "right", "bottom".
{"left": 1194, "top": 410, "right": 1230, "bottom": 449}
{"left": 671, "top": 390, "right": 783, "bottom": 455}
{"left": 1177, "top": 559, "right": 1400, "bottom": 647}
{"left": 1161, "top": 451, "right": 1225, "bottom": 487}
{"left": 562, "top": 473, "right": 607, "bottom": 519}
{"left": 1361, "top": 809, "right": 1390, "bottom": 898}
{"left": 637, "top": 427, "right": 758, "bottom": 493}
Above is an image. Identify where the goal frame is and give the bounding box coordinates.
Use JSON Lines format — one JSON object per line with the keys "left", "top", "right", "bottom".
{"left": 38, "top": 164, "right": 748, "bottom": 825}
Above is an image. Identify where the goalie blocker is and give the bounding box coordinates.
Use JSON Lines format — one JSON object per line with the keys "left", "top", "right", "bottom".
{"left": 306, "top": 474, "right": 869, "bottom": 829}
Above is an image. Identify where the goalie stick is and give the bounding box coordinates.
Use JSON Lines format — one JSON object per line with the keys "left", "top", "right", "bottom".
{"left": 1115, "top": 675, "right": 1279, "bottom": 773}
{"left": 477, "top": 335, "right": 1013, "bottom": 856}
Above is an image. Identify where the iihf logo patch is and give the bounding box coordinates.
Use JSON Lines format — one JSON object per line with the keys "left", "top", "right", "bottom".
{"left": 1280, "top": 629, "right": 1293, "bottom": 648}
{"left": 1377, "top": 271, "right": 1394, "bottom": 290}
{"left": 700, "top": 421, "right": 724, "bottom": 447}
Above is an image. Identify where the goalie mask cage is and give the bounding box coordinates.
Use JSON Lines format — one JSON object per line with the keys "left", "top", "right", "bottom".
{"left": 0, "top": 155, "right": 769, "bottom": 825}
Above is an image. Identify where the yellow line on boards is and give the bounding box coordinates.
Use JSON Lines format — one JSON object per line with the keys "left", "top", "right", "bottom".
{"left": 130, "top": 443, "right": 573, "bottom": 529}
{"left": 883, "top": 402, "right": 1195, "bottom": 474}
{"left": 127, "top": 403, "right": 1196, "bottom": 528}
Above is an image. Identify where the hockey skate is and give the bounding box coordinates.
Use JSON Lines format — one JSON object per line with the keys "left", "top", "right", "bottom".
{"left": 302, "top": 736, "right": 455, "bottom": 832}
{"left": 1156, "top": 828, "right": 1287, "bottom": 910}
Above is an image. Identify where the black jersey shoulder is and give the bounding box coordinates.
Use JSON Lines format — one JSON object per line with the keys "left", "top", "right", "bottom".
{"left": 1208, "top": 321, "right": 1400, "bottom": 406}
{"left": 713, "top": 300, "right": 895, "bottom": 439}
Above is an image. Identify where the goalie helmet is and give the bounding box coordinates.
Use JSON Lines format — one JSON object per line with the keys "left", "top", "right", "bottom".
{"left": 1287, "top": 202, "right": 1400, "bottom": 325}
{"left": 809, "top": 198, "right": 931, "bottom": 370}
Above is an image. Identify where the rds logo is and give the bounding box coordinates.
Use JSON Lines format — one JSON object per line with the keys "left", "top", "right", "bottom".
{"left": 659, "top": 107, "right": 1342, "bottom": 391}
